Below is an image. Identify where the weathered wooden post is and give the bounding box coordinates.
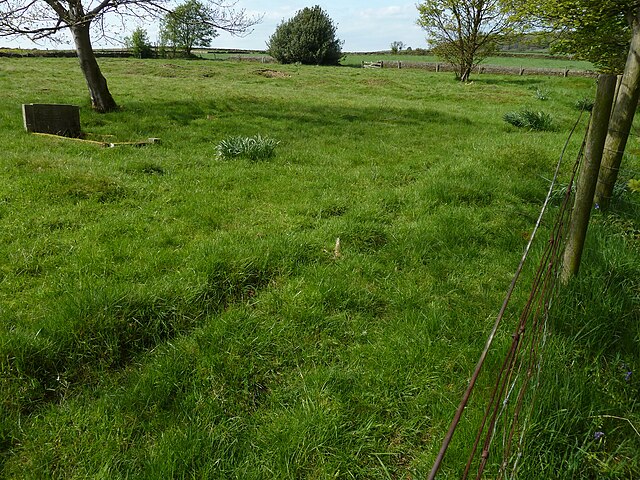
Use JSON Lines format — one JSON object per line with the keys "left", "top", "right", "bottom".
{"left": 561, "top": 74, "right": 617, "bottom": 282}
{"left": 595, "top": 10, "right": 640, "bottom": 209}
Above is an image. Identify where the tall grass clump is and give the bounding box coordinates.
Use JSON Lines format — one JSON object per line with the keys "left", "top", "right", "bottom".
{"left": 504, "top": 109, "right": 554, "bottom": 131}
{"left": 216, "top": 135, "right": 279, "bottom": 161}
{"left": 575, "top": 97, "right": 595, "bottom": 112}
{"left": 534, "top": 88, "right": 549, "bottom": 101}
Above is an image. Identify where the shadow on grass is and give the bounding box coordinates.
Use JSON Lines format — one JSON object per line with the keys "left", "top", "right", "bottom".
{"left": 475, "top": 77, "right": 545, "bottom": 87}
{"left": 114, "top": 93, "right": 474, "bottom": 136}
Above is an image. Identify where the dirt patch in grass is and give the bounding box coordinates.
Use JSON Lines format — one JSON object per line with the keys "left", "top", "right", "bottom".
{"left": 255, "top": 69, "right": 291, "bottom": 79}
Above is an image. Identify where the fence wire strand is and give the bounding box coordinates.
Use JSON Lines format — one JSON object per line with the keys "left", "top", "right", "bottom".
{"left": 428, "top": 109, "right": 588, "bottom": 479}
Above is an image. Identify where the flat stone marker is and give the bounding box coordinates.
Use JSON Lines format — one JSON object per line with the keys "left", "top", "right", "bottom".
{"left": 22, "top": 103, "right": 81, "bottom": 137}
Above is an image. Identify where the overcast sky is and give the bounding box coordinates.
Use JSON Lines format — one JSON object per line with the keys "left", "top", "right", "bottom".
{"left": 1, "top": 1, "right": 428, "bottom": 52}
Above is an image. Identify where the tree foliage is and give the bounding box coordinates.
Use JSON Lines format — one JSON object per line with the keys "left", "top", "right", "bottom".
{"left": 267, "top": 5, "right": 344, "bottom": 66}
{"left": 417, "top": 0, "right": 518, "bottom": 82}
{"left": 125, "top": 27, "right": 154, "bottom": 58}
{"left": 512, "top": 0, "right": 636, "bottom": 73}
{"left": 160, "top": 0, "right": 218, "bottom": 57}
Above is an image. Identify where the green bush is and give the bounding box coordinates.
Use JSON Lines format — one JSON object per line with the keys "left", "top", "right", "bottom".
{"left": 267, "top": 5, "right": 344, "bottom": 65}
{"left": 216, "top": 135, "right": 279, "bottom": 161}
{"left": 504, "top": 109, "right": 554, "bottom": 131}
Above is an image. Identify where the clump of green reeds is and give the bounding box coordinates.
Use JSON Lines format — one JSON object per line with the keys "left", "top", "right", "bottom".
{"left": 504, "top": 109, "right": 554, "bottom": 131}
{"left": 216, "top": 135, "right": 279, "bottom": 161}
{"left": 574, "top": 97, "right": 594, "bottom": 112}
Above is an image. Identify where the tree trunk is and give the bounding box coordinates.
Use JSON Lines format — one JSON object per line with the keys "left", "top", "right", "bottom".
{"left": 561, "top": 74, "right": 617, "bottom": 282}
{"left": 459, "top": 60, "right": 472, "bottom": 82}
{"left": 460, "top": 67, "right": 471, "bottom": 82}
{"left": 594, "top": 11, "right": 640, "bottom": 209}
{"left": 71, "top": 23, "right": 118, "bottom": 113}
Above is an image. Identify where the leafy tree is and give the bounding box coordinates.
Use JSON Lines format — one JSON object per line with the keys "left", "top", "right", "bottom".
{"left": 125, "top": 27, "right": 154, "bottom": 59}
{"left": 514, "top": 1, "right": 640, "bottom": 208}
{"left": 513, "top": 1, "right": 640, "bottom": 208}
{"left": 417, "top": 0, "right": 518, "bottom": 82}
{"left": 513, "top": 0, "right": 635, "bottom": 73}
{"left": 0, "top": 0, "right": 259, "bottom": 112}
{"left": 390, "top": 41, "right": 405, "bottom": 54}
{"left": 160, "top": 0, "right": 218, "bottom": 57}
{"left": 267, "top": 5, "right": 343, "bottom": 66}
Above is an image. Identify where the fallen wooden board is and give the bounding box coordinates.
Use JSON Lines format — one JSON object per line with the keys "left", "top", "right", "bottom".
{"left": 33, "top": 132, "right": 161, "bottom": 147}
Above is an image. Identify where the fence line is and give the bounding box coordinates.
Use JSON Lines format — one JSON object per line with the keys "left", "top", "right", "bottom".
{"left": 0, "top": 49, "right": 598, "bottom": 78}
{"left": 428, "top": 110, "right": 588, "bottom": 479}
{"left": 361, "top": 60, "right": 597, "bottom": 78}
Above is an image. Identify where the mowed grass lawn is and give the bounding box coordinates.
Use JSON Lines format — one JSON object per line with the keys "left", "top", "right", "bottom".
{"left": 0, "top": 58, "right": 638, "bottom": 478}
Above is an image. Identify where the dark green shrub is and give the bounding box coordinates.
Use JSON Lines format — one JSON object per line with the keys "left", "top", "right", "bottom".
{"left": 267, "top": 5, "right": 344, "bottom": 65}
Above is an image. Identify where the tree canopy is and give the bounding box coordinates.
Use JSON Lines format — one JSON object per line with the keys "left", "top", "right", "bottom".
{"left": 512, "top": 0, "right": 637, "bottom": 73}
{"left": 267, "top": 6, "right": 343, "bottom": 66}
{"left": 160, "top": 0, "right": 218, "bottom": 57}
{"left": 417, "top": 0, "right": 518, "bottom": 82}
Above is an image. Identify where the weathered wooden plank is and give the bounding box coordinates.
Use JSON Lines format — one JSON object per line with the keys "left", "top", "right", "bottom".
{"left": 22, "top": 103, "right": 81, "bottom": 137}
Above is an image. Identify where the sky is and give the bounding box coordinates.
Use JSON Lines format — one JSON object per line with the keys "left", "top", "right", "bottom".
{"left": 1, "top": 1, "right": 428, "bottom": 53}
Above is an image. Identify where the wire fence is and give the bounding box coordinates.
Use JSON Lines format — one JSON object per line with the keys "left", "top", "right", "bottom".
{"left": 428, "top": 110, "right": 589, "bottom": 479}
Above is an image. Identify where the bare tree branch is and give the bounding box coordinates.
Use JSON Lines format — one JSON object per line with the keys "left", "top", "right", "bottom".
{"left": 0, "top": 0, "right": 262, "bottom": 112}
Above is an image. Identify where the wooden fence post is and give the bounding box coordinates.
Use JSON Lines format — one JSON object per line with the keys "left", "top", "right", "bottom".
{"left": 561, "top": 74, "right": 617, "bottom": 282}
{"left": 594, "top": 12, "right": 640, "bottom": 209}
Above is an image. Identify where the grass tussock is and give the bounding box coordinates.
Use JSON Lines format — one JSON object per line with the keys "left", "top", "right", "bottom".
{"left": 216, "top": 134, "right": 279, "bottom": 161}
{"left": 504, "top": 109, "right": 555, "bottom": 131}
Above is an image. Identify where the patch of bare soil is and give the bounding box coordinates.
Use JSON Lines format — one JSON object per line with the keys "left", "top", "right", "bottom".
{"left": 256, "top": 69, "right": 291, "bottom": 79}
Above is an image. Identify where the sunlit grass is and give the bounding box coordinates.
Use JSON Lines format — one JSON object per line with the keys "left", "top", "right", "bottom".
{"left": 0, "top": 56, "right": 637, "bottom": 478}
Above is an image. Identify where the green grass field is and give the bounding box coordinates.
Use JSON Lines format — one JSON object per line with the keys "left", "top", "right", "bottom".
{"left": 0, "top": 57, "right": 638, "bottom": 478}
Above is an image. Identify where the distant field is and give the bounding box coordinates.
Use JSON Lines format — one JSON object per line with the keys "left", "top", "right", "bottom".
{"left": 1, "top": 46, "right": 595, "bottom": 71}
{"left": 0, "top": 57, "right": 637, "bottom": 478}
{"left": 342, "top": 53, "right": 595, "bottom": 71}
{"left": 195, "top": 50, "right": 595, "bottom": 71}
